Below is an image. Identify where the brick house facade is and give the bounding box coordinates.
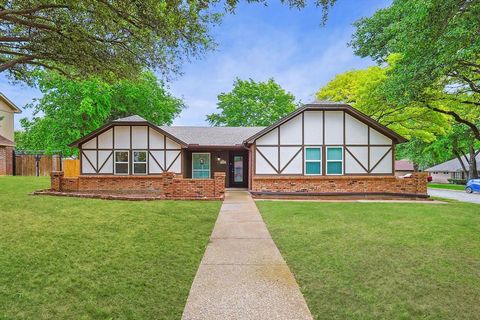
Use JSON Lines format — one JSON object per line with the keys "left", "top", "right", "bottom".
{"left": 47, "top": 101, "right": 428, "bottom": 200}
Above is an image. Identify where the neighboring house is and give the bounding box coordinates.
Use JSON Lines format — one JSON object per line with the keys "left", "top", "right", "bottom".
{"left": 394, "top": 159, "right": 415, "bottom": 177}
{"left": 49, "top": 101, "right": 428, "bottom": 199}
{"left": 425, "top": 153, "right": 480, "bottom": 183}
{"left": 0, "top": 93, "right": 21, "bottom": 176}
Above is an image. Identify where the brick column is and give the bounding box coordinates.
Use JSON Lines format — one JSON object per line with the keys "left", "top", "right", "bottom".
{"left": 50, "top": 171, "right": 64, "bottom": 191}
{"left": 412, "top": 172, "right": 428, "bottom": 195}
{"left": 162, "top": 172, "right": 175, "bottom": 198}
{"left": 214, "top": 172, "right": 226, "bottom": 198}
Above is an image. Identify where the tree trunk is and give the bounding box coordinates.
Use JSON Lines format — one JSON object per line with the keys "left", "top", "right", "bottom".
{"left": 453, "top": 149, "right": 469, "bottom": 180}
{"left": 469, "top": 146, "right": 479, "bottom": 179}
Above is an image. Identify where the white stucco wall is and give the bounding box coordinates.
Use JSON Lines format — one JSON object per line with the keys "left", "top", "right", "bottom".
{"left": 254, "top": 110, "right": 394, "bottom": 175}
{"left": 0, "top": 100, "right": 15, "bottom": 141}
{"left": 80, "top": 125, "right": 182, "bottom": 175}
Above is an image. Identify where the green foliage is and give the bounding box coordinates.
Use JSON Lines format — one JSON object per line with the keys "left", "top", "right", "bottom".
{"left": 351, "top": 0, "right": 480, "bottom": 140}
{"left": 17, "top": 71, "right": 184, "bottom": 156}
{"left": 316, "top": 57, "right": 449, "bottom": 142}
{"left": 207, "top": 78, "right": 297, "bottom": 126}
{"left": 0, "top": 0, "right": 336, "bottom": 82}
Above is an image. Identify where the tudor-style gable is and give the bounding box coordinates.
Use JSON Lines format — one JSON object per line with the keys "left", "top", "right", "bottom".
{"left": 246, "top": 102, "right": 406, "bottom": 176}
{"left": 70, "top": 116, "right": 185, "bottom": 175}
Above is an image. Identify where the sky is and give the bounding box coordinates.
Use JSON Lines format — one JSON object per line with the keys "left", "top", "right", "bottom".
{"left": 0, "top": 0, "right": 390, "bottom": 129}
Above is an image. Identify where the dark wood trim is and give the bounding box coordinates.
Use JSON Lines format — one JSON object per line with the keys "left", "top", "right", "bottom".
{"left": 369, "top": 147, "right": 392, "bottom": 173}
{"left": 69, "top": 122, "right": 187, "bottom": 148}
{"left": 391, "top": 142, "right": 395, "bottom": 174}
{"left": 166, "top": 151, "right": 181, "bottom": 172}
{"left": 97, "top": 151, "right": 113, "bottom": 173}
{"left": 95, "top": 136, "right": 98, "bottom": 173}
{"left": 367, "top": 126, "right": 370, "bottom": 172}
{"left": 81, "top": 150, "right": 96, "bottom": 172}
{"left": 244, "top": 104, "right": 407, "bottom": 145}
{"left": 345, "top": 147, "right": 368, "bottom": 173}
{"left": 255, "top": 147, "right": 279, "bottom": 174}
{"left": 163, "top": 135, "right": 166, "bottom": 170}
{"left": 277, "top": 125, "right": 280, "bottom": 172}
{"left": 148, "top": 150, "right": 164, "bottom": 172}
{"left": 129, "top": 126, "right": 132, "bottom": 175}
{"left": 343, "top": 111, "right": 346, "bottom": 173}
{"left": 301, "top": 111, "right": 305, "bottom": 175}
{"left": 279, "top": 147, "right": 302, "bottom": 173}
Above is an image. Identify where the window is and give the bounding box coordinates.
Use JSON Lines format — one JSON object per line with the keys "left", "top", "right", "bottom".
{"left": 192, "top": 153, "right": 210, "bottom": 179}
{"left": 114, "top": 151, "right": 129, "bottom": 175}
{"left": 305, "top": 148, "right": 321, "bottom": 175}
{"left": 326, "top": 147, "right": 343, "bottom": 175}
{"left": 133, "top": 150, "right": 147, "bottom": 174}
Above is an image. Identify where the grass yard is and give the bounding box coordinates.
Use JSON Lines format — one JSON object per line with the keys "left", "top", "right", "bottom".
{"left": 428, "top": 183, "right": 465, "bottom": 191}
{"left": 258, "top": 200, "right": 480, "bottom": 320}
{"left": 0, "top": 177, "right": 221, "bottom": 319}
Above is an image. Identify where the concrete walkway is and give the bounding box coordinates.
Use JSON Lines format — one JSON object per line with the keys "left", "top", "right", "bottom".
{"left": 182, "top": 191, "right": 313, "bottom": 320}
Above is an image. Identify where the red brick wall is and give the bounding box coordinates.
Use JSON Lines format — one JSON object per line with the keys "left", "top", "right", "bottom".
{"left": 251, "top": 172, "right": 428, "bottom": 197}
{"left": 0, "top": 146, "right": 13, "bottom": 176}
{"left": 50, "top": 171, "right": 225, "bottom": 200}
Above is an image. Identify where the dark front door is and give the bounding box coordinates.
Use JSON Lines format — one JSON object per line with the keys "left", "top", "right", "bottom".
{"left": 229, "top": 152, "right": 248, "bottom": 188}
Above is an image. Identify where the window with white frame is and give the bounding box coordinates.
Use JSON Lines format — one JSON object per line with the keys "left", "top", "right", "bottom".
{"left": 192, "top": 153, "right": 210, "bottom": 179}
{"left": 326, "top": 147, "right": 343, "bottom": 175}
{"left": 133, "top": 150, "right": 147, "bottom": 174}
{"left": 114, "top": 150, "right": 129, "bottom": 174}
{"left": 305, "top": 147, "right": 322, "bottom": 175}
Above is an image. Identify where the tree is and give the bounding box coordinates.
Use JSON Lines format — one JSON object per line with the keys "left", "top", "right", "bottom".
{"left": 0, "top": 0, "right": 336, "bottom": 82}
{"left": 351, "top": 0, "right": 480, "bottom": 141}
{"left": 17, "top": 71, "right": 184, "bottom": 156}
{"left": 206, "top": 78, "right": 297, "bottom": 126}
{"left": 316, "top": 56, "right": 449, "bottom": 142}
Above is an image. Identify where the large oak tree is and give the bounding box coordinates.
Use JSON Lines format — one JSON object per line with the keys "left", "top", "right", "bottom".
{"left": 350, "top": 0, "right": 480, "bottom": 141}
{"left": 0, "top": 0, "right": 336, "bottom": 82}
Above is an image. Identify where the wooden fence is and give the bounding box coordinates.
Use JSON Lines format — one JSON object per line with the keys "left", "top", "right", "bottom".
{"left": 14, "top": 154, "right": 62, "bottom": 176}
{"left": 63, "top": 159, "right": 80, "bottom": 177}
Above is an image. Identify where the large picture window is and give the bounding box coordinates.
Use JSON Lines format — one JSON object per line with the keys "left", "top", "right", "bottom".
{"left": 192, "top": 153, "right": 210, "bottom": 179}
{"left": 133, "top": 150, "right": 147, "bottom": 174}
{"left": 326, "top": 147, "right": 343, "bottom": 175}
{"left": 305, "top": 147, "right": 322, "bottom": 175}
{"left": 114, "top": 151, "right": 129, "bottom": 175}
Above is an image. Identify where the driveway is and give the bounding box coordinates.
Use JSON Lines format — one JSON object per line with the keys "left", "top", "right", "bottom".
{"left": 428, "top": 188, "right": 480, "bottom": 204}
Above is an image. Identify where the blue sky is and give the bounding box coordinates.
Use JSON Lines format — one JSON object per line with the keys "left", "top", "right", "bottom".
{"left": 0, "top": 0, "right": 389, "bottom": 129}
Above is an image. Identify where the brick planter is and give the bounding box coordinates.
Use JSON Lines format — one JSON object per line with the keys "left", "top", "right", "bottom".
{"left": 49, "top": 171, "right": 225, "bottom": 200}
{"left": 251, "top": 172, "right": 428, "bottom": 199}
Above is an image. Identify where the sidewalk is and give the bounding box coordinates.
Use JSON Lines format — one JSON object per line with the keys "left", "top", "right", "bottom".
{"left": 182, "top": 191, "right": 313, "bottom": 320}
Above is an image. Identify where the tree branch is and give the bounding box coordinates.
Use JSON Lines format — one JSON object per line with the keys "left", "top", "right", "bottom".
{"left": 424, "top": 103, "right": 480, "bottom": 140}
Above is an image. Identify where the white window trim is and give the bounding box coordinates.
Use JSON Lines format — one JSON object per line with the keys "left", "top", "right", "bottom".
{"left": 192, "top": 152, "right": 211, "bottom": 179}
{"left": 304, "top": 147, "right": 322, "bottom": 176}
{"left": 114, "top": 150, "right": 129, "bottom": 175}
{"left": 132, "top": 150, "right": 148, "bottom": 175}
{"left": 326, "top": 146, "right": 344, "bottom": 176}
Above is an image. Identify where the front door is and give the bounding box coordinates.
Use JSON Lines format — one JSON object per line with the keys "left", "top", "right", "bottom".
{"left": 229, "top": 152, "right": 247, "bottom": 188}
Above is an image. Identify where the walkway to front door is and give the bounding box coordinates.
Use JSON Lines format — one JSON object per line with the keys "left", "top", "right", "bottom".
{"left": 182, "top": 191, "right": 313, "bottom": 320}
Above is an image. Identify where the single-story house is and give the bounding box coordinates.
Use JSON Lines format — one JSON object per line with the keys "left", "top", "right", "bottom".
{"left": 394, "top": 159, "right": 415, "bottom": 177}
{"left": 47, "top": 101, "right": 428, "bottom": 199}
{"left": 0, "top": 92, "right": 21, "bottom": 176}
{"left": 425, "top": 153, "right": 480, "bottom": 183}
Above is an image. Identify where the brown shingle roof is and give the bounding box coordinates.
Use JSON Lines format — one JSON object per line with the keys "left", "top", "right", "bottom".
{"left": 160, "top": 126, "right": 264, "bottom": 146}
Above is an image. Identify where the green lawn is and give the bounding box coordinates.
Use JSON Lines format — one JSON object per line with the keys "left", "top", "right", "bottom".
{"left": 258, "top": 201, "right": 480, "bottom": 320}
{"left": 0, "top": 177, "right": 221, "bottom": 319}
{"left": 428, "top": 183, "right": 466, "bottom": 191}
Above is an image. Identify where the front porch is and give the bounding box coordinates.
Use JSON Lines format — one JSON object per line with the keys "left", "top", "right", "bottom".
{"left": 182, "top": 147, "right": 249, "bottom": 188}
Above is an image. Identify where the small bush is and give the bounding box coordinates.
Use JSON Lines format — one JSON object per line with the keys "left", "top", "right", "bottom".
{"left": 447, "top": 178, "right": 467, "bottom": 185}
